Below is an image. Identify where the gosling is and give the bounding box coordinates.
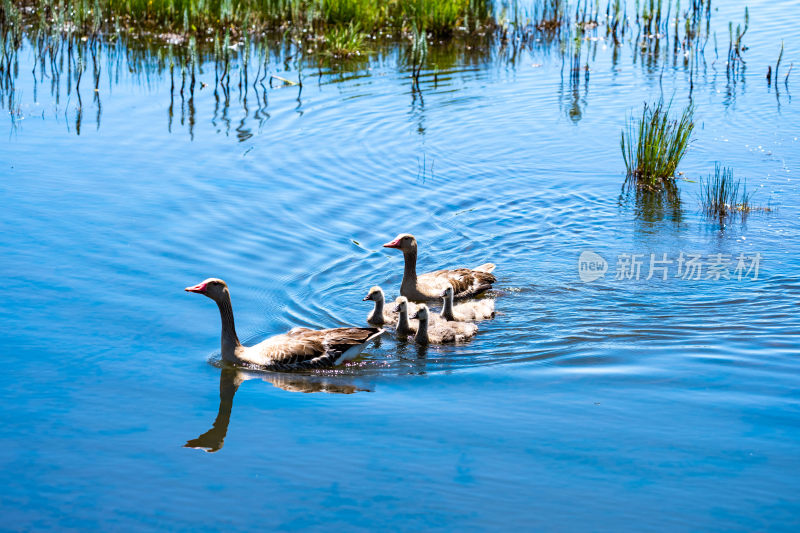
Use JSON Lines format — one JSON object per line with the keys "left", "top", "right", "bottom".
{"left": 411, "top": 304, "right": 478, "bottom": 345}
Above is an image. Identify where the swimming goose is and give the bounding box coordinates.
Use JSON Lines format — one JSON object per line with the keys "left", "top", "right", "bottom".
{"left": 393, "top": 296, "right": 419, "bottom": 337}
{"left": 440, "top": 285, "right": 495, "bottom": 322}
{"left": 363, "top": 286, "right": 419, "bottom": 326}
{"left": 383, "top": 233, "right": 496, "bottom": 301}
{"left": 410, "top": 304, "right": 478, "bottom": 345}
{"left": 185, "top": 278, "right": 383, "bottom": 370}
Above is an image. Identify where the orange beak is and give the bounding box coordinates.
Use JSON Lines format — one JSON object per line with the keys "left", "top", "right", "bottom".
{"left": 383, "top": 238, "right": 402, "bottom": 248}
{"left": 185, "top": 282, "right": 208, "bottom": 294}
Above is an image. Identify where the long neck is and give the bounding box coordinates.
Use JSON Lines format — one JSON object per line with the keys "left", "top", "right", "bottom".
{"left": 441, "top": 292, "right": 455, "bottom": 321}
{"left": 373, "top": 298, "right": 385, "bottom": 318}
{"left": 397, "top": 307, "right": 410, "bottom": 332}
{"left": 416, "top": 316, "right": 429, "bottom": 344}
{"left": 216, "top": 292, "right": 241, "bottom": 361}
{"left": 401, "top": 247, "right": 418, "bottom": 287}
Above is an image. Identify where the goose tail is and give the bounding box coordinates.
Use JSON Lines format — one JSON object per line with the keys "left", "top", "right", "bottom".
{"left": 366, "top": 328, "right": 386, "bottom": 344}
{"left": 474, "top": 263, "right": 496, "bottom": 273}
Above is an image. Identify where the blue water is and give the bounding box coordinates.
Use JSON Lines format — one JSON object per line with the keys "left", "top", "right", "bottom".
{"left": 1, "top": 1, "right": 799, "bottom": 530}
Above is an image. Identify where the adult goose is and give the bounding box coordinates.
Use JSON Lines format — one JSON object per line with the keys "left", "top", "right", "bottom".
{"left": 363, "top": 286, "right": 418, "bottom": 327}
{"left": 440, "top": 285, "right": 495, "bottom": 322}
{"left": 410, "top": 305, "right": 478, "bottom": 345}
{"left": 185, "top": 278, "right": 383, "bottom": 370}
{"left": 383, "top": 233, "right": 496, "bottom": 301}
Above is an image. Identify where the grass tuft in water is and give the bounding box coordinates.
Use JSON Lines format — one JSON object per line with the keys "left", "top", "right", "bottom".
{"left": 699, "top": 163, "right": 767, "bottom": 220}
{"left": 323, "top": 22, "right": 367, "bottom": 58}
{"left": 621, "top": 99, "right": 694, "bottom": 189}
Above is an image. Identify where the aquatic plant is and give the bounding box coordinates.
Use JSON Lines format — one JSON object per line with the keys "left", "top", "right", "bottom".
{"left": 621, "top": 99, "right": 694, "bottom": 188}
{"left": 402, "top": 0, "right": 476, "bottom": 37}
{"left": 408, "top": 21, "right": 427, "bottom": 90}
{"left": 323, "top": 22, "right": 367, "bottom": 57}
{"left": 727, "top": 7, "right": 749, "bottom": 78}
{"left": 699, "top": 163, "right": 762, "bottom": 220}
{"left": 767, "top": 40, "right": 783, "bottom": 87}
{"left": 321, "top": 0, "right": 382, "bottom": 27}
{"left": 537, "top": 0, "right": 567, "bottom": 31}
{"left": 606, "top": 0, "right": 624, "bottom": 42}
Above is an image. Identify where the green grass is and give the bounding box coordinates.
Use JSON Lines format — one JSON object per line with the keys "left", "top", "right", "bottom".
{"left": 321, "top": 0, "right": 382, "bottom": 27}
{"left": 323, "top": 21, "right": 367, "bottom": 57}
{"left": 700, "top": 163, "right": 756, "bottom": 219}
{"left": 13, "top": 0, "right": 493, "bottom": 38}
{"left": 621, "top": 99, "right": 694, "bottom": 188}
{"left": 401, "top": 0, "right": 474, "bottom": 37}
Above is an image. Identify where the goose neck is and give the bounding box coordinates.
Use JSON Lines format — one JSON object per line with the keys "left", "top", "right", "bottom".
{"left": 402, "top": 248, "right": 418, "bottom": 284}
{"left": 441, "top": 293, "right": 455, "bottom": 321}
{"left": 416, "top": 317, "right": 429, "bottom": 344}
{"left": 216, "top": 292, "right": 241, "bottom": 361}
{"left": 373, "top": 298, "right": 385, "bottom": 317}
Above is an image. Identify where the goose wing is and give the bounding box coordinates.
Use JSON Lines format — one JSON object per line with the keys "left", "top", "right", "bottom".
{"left": 252, "top": 327, "right": 382, "bottom": 370}
{"left": 250, "top": 333, "right": 327, "bottom": 368}
{"left": 419, "top": 268, "right": 497, "bottom": 298}
{"left": 318, "top": 327, "right": 382, "bottom": 361}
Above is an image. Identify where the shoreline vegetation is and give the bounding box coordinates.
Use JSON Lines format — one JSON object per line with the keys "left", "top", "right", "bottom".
{"left": 0, "top": 1, "right": 761, "bottom": 80}
{"left": 1, "top": 1, "right": 745, "bottom": 55}
{"left": 3, "top": 0, "right": 497, "bottom": 48}
{"left": 0, "top": 0, "right": 760, "bottom": 101}
{"left": 0, "top": 1, "right": 788, "bottom": 220}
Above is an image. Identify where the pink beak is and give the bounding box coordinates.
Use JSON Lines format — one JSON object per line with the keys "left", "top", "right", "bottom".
{"left": 185, "top": 282, "right": 208, "bottom": 294}
{"left": 383, "top": 238, "right": 402, "bottom": 248}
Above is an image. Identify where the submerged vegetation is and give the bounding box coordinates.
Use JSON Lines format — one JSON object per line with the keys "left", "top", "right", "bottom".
{"left": 621, "top": 100, "right": 694, "bottom": 189}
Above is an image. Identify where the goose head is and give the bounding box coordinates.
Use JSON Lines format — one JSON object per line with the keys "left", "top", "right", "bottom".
{"left": 383, "top": 233, "right": 417, "bottom": 252}
{"left": 393, "top": 296, "right": 410, "bottom": 313}
{"left": 410, "top": 304, "right": 429, "bottom": 322}
{"left": 185, "top": 278, "right": 229, "bottom": 302}
{"left": 440, "top": 284, "right": 455, "bottom": 300}
{"left": 362, "top": 286, "right": 385, "bottom": 303}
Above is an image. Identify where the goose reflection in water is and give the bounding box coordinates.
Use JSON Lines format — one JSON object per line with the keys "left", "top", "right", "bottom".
{"left": 184, "top": 365, "right": 372, "bottom": 453}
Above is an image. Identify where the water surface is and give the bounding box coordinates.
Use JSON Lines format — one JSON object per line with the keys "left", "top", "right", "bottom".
{"left": 1, "top": 1, "right": 799, "bottom": 530}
